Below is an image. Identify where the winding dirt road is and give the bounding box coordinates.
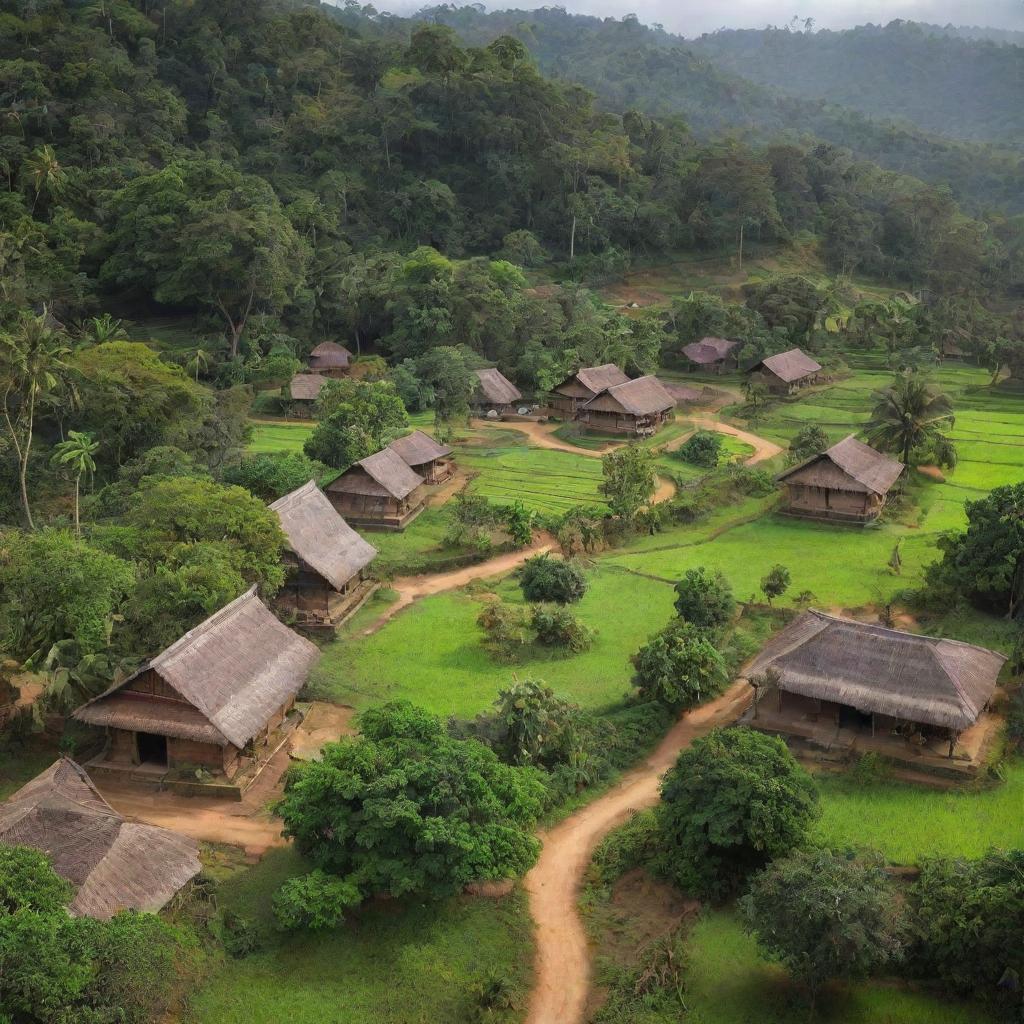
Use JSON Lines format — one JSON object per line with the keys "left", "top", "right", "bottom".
{"left": 523, "top": 680, "right": 753, "bottom": 1024}
{"left": 687, "top": 414, "right": 783, "bottom": 465}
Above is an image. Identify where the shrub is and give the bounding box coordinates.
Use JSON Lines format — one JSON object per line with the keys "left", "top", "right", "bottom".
{"left": 657, "top": 727, "right": 819, "bottom": 900}
{"left": 477, "top": 601, "right": 532, "bottom": 661}
{"left": 672, "top": 567, "right": 735, "bottom": 630}
{"left": 787, "top": 424, "right": 829, "bottom": 464}
{"left": 492, "top": 679, "right": 580, "bottom": 768}
{"left": 632, "top": 620, "right": 726, "bottom": 709}
{"left": 224, "top": 451, "right": 328, "bottom": 501}
{"left": 530, "top": 604, "right": 594, "bottom": 652}
{"left": 272, "top": 870, "right": 361, "bottom": 931}
{"left": 676, "top": 430, "right": 723, "bottom": 468}
{"left": 742, "top": 849, "right": 905, "bottom": 1011}
{"left": 587, "top": 809, "right": 660, "bottom": 888}
{"left": 518, "top": 554, "right": 587, "bottom": 604}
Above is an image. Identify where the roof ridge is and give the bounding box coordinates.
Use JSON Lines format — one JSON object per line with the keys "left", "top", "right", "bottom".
{"left": 268, "top": 479, "right": 319, "bottom": 512}
{"left": 153, "top": 586, "right": 260, "bottom": 666}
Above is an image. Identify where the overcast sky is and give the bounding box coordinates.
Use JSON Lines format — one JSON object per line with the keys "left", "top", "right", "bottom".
{"left": 373, "top": 0, "right": 1024, "bottom": 36}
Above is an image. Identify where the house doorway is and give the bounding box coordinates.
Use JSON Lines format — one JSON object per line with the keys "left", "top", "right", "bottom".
{"left": 136, "top": 731, "right": 168, "bottom": 766}
{"left": 838, "top": 705, "right": 872, "bottom": 732}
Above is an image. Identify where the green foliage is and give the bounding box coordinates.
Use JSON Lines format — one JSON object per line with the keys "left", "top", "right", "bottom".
{"left": 759, "top": 564, "right": 791, "bottom": 606}
{"left": 0, "top": 846, "right": 73, "bottom": 915}
{"left": 657, "top": 727, "right": 819, "bottom": 899}
{"left": 518, "top": 554, "right": 588, "bottom": 604}
{"left": 587, "top": 809, "right": 660, "bottom": 888}
{"left": 272, "top": 870, "right": 362, "bottom": 931}
{"left": 908, "top": 850, "right": 1024, "bottom": 1003}
{"left": 304, "top": 379, "right": 408, "bottom": 470}
{"left": 866, "top": 372, "right": 954, "bottom": 467}
{"left": 275, "top": 701, "right": 545, "bottom": 910}
{"left": 601, "top": 445, "right": 656, "bottom": 520}
{"left": 673, "top": 567, "right": 736, "bottom": 630}
{"left": 477, "top": 601, "right": 533, "bottom": 662}
{"left": 529, "top": 604, "right": 594, "bottom": 652}
{"left": 787, "top": 424, "right": 830, "bottom": 464}
{"left": 742, "top": 849, "right": 905, "bottom": 1007}
{"left": 632, "top": 620, "right": 727, "bottom": 709}
{"left": 676, "top": 429, "right": 724, "bottom": 468}
{"left": 224, "top": 451, "right": 328, "bottom": 501}
{"left": 0, "top": 529, "right": 135, "bottom": 660}
{"left": 491, "top": 678, "right": 581, "bottom": 768}
{"left": 416, "top": 346, "right": 478, "bottom": 424}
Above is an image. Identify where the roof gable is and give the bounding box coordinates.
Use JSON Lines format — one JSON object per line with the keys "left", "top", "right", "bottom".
{"left": 682, "top": 337, "right": 737, "bottom": 363}
{"left": 308, "top": 341, "right": 352, "bottom": 368}
{"left": 474, "top": 367, "right": 522, "bottom": 406}
{"left": 289, "top": 373, "right": 327, "bottom": 401}
{"left": 581, "top": 375, "right": 675, "bottom": 416}
{"left": 388, "top": 430, "right": 453, "bottom": 467}
{"left": 574, "top": 363, "right": 630, "bottom": 395}
{"left": 778, "top": 435, "right": 903, "bottom": 496}
{"left": 354, "top": 447, "right": 424, "bottom": 499}
{"left": 270, "top": 481, "right": 377, "bottom": 589}
{"left": 755, "top": 348, "right": 822, "bottom": 383}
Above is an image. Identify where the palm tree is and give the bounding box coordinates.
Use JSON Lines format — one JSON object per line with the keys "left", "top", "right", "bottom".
{"left": 51, "top": 431, "right": 99, "bottom": 536}
{"left": 0, "top": 312, "right": 73, "bottom": 529}
{"left": 866, "top": 372, "right": 954, "bottom": 467}
{"left": 25, "top": 144, "right": 68, "bottom": 213}
{"left": 185, "top": 346, "right": 211, "bottom": 382}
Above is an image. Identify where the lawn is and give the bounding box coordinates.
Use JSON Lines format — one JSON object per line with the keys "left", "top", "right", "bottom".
{"left": 310, "top": 563, "right": 677, "bottom": 718}
{"left": 247, "top": 419, "right": 315, "bottom": 454}
{"left": 683, "top": 910, "right": 994, "bottom": 1024}
{"left": 186, "top": 848, "right": 532, "bottom": 1024}
{"left": 813, "top": 760, "right": 1024, "bottom": 864}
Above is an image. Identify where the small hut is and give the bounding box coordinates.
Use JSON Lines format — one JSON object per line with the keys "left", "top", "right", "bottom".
{"left": 472, "top": 368, "right": 522, "bottom": 418}
{"left": 74, "top": 588, "right": 319, "bottom": 779}
{"left": 0, "top": 758, "right": 201, "bottom": 919}
{"left": 776, "top": 435, "right": 903, "bottom": 524}
{"left": 388, "top": 430, "right": 455, "bottom": 484}
{"left": 270, "top": 481, "right": 378, "bottom": 625}
{"left": 306, "top": 341, "right": 353, "bottom": 378}
{"left": 548, "top": 364, "right": 630, "bottom": 417}
{"left": 288, "top": 372, "right": 327, "bottom": 416}
{"left": 748, "top": 348, "right": 822, "bottom": 393}
{"left": 325, "top": 447, "right": 425, "bottom": 530}
{"left": 577, "top": 376, "right": 675, "bottom": 436}
{"left": 681, "top": 337, "right": 738, "bottom": 374}
{"left": 743, "top": 610, "right": 1006, "bottom": 758}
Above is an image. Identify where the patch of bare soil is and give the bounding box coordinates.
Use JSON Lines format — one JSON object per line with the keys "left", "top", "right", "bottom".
{"left": 917, "top": 464, "right": 946, "bottom": 482}
{"left": 289, "top": 701, "right": 357, "bottom": 761}
{"left": 484, "top": 418, "right": 612, "bottom": 458}
{"left": 523, "top": 681, "right": 752, "bottom": 1024}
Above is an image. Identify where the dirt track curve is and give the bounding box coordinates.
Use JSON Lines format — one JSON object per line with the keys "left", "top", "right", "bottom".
{"left": 523, "top": 681, "right": 752, "bottom": 1024}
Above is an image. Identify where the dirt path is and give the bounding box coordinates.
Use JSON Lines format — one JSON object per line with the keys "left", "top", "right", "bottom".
{"left": 686, "top": 414, "right": 783, "bottom": 465}
{"left": 362, "top": 534, "right": 557, "bottom": 635}
{"left": 523, "top": 681, "right": 752, "bottom": 1024}
{"left": 478, "top": 418, "right": 612, "bottom": 459}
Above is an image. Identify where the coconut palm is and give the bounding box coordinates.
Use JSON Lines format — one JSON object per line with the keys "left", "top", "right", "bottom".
{"left": 185, "top": 346, "right": 212, "bottom": 382}
{"left": 24, "top": 144, "right": 68, "bottom": 213}
{"left": 51, "top": 431, "right": 99, "bottom": 536}
{"left": 866, "top": 372, "right": 954, "bottom": 467}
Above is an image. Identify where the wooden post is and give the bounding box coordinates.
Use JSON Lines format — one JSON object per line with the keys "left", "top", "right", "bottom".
{"left": 947, "top": 730, "right": 957, "bottom": 758}
{"left": 777, "top": 688, "right": 783, "bottom": 712}
{"left": 871, "top": 714, "right": 876, "bottom": 738}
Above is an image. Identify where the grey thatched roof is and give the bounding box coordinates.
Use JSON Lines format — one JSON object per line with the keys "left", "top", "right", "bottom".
{"left": 778, "top": 435, "right": 904, "bottom": 496}
{"left": 331, "top": 447, "right": 424, "bottom": 500}
{"left": 574, "top": 364, "right": 631, "bottom": 395}
{"left": 0, "top": 759, "right": 200, "bottom": 919}
{"left": 744, "top": 610, "right": 1005, "bottom": 731}
{"left": 289, "top": 373, "right": 327, "bottom": 401}
{"left": 474, "top": 367, "right": 522, "bottom": 406}
{"left": 753, "top": 348, "right": 822, "bottom": 383}
{"left": 270, "top": 480, "right": 377, "bottom": 590}
{"left": 682, "top": 337, "right": 737, "bottom": 364}
{"left": 307, "top": 341, "right": 352, "bottom": 370}
{"left": 75, "top": 588, "right": 319, "bottom": 749}
{"left": 581, "top": 375, "right": 675, "bottom": 416}
{"left": 388, "top": 430, "right": 453, "bottom": 468}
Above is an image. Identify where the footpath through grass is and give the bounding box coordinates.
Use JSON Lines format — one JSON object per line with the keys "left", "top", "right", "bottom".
{"left": 187, "top": 848, "right": 531, "bottom": 1024}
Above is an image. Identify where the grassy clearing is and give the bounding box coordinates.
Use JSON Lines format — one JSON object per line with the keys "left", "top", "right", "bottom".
{"left": 683, "top": 910, "right": 993, "bottom": 1024}
{"left": 812, "top": 760, "right": 1024, "bottom": 864}
{"left": 186, "top": 848, "right": 532, "bottom": 1024}
{"left": 310, "top": 563, "right": 677, "bottom": 718}
{"left": 247, "top": 419, "right": 315, "bottom": 454}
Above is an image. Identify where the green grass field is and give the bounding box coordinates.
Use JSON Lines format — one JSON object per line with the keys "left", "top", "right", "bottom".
{"left": 186, "top": 849, "right": 532, "bottom": 1024}
{"left": 248, "top": 419, "right": 316, "bottom": 454}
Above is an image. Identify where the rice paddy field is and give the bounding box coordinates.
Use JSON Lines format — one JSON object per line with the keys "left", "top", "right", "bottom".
{"left": 247, "top": 419, "right": 315, "bottom": 454}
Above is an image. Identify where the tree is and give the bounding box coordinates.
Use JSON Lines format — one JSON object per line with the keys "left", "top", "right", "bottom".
{"left": 676, "top": 429, "right": 723, "bottom": 468}
{"left": 24, "top": 144, "right": 67, "bottom": 213}
{"left": 866, "top": 372, "right": 954, "bottom": 467}
{"left": 742, "top": 849, "right": 904, "bottom": 1014}
{"left": 760, "top": 564, "right": 791, "bottom": 606}
{"left": 741, "top": 379, "right": 770, "bottom": 425}
{"left": 518, "top": 554, "right": 588, "bottom": 604}
{"left": 673, "top": 567, "right": 736, "bottom": 631}
{"left": 416, "top": 346, "right": 477, "bottom": 425}
{"left": 224, "top": 451, "right": 328, "bottom": 502}
{"left": 303, "top": 379, "right": 408, "bottom": 470}
{"left": 50, "top": 431, "right": 99, "bottom": 536}
{"left": 492, "top": 678, "right": 581, "bottom": 767}
{"left": 0, "top": 312, "right": 73, "bottom": 529}
{"left": 632, "top": 620, "right": 727, "bottom": 709}
{"left": 657, "top": 727, "right": 819, "bottom": 899}
{"left": 787, "top": 424, "right": 829, "bottom": 464}
{"left": 275, "top": 701, "right": 545, "bottom": 914}
{"left": 601, "top": 444, "right": 655, "bottom": 520}
{"left": 926, "top": 482, "right": 1024, "bottom": 619}
{"left": 273, "top": 870, "right": 361, "bottom": 931}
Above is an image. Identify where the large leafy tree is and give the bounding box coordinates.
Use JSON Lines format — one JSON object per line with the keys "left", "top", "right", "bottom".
{"left": 275, "top": 701, "right": 545, "bottom": 918}
{"left": 742, "top": 849, "right": 905, "bottom": 1013}
{"left": 632, "top": 619, "right": 727, "bottom": 709}
{"left": 866, "top": 372, "right": 954, "bottom": 467}
{"left": 657, "top": 727, "right": 819, "bottom": 899}
{"left": 303, "top": 379, "right": 408, "bottom": 470}
{"left": 100, "top": 159, "right": 308, "bottom": 356}
{"left": 673, "top": 567, "right": 736, "bottom": 631}
{"left": 601, "top": 444, "right": 655, "bottom": 520}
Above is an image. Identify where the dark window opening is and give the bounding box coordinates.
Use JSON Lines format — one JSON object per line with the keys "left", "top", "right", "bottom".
{"left": 136, "top": 731, "right": 168, "bottom": 766}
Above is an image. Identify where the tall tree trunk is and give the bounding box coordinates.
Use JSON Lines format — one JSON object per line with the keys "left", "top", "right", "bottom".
{"left": 737, "top": 221, "right": 744, "bottom": 270}
{"left": 569, "top": 214, "right": 576, "bottom": 261}
{"left": 73, "top": 475, "right": 80, "bottom": 537}
{"left": 17, "top": 390, "right": 36, "bottom": 530}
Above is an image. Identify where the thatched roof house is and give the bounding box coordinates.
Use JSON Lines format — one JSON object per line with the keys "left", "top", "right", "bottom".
{"left": 388, "top": 430, "right": 455, "bottom": 484}
{"left": 681, "top": 337, "right": 738, "bottom": 373}
{"left": 307, "top": 341, "right": 353, "bottom": 377}
{"left": 777, "top": 435, "right": 903, "bottom": 523}
{"left": 325, "top": 447, "right": 425, "bottom": 530}
{"left": 288, "top": 373, "right": 327, "bottom": 415}
{"left": 473, "top": 368, "right": 522, "bottom": 416}
{"left": 0, "top": 758, "right": 201, "bottom": 918}
{"left": 744, "top": 610, "right": 1005, "bottom": 754}
{"left": 74, "top": 588, "right": 319, "bottom": 778}
{"left": 749, "top": 348, "right": 822, "bottom": 392}
{"left": 549, "top": 363, "right": 630, "bottom": 416}
{"left": 578, "top": 375, "right": 675, "bottom": 436}
{"left": 270, "top": 481, "right": 378, "bottom": 625}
